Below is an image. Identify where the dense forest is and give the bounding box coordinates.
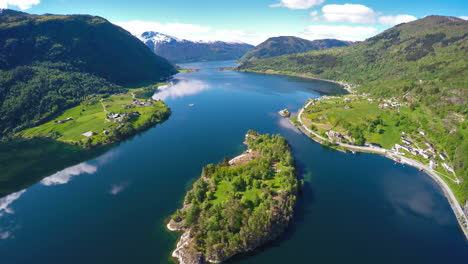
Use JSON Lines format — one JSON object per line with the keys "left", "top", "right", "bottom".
{"left": 239, "top": 16, "right": 467, "bottom": 186}
{"left": 0, "top": 10, "right": 177, "bottom": 136}
{"left": 169, "top": 131, "right": 299, "bottom": 263}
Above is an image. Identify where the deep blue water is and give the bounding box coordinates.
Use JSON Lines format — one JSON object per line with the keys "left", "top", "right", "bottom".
{"left": 0, "top": 60, "right": 467, "bottom": 263}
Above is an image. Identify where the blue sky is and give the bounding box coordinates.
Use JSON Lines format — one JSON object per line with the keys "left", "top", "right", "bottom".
{"left": 1, "top": 0, "right": 467, "bottom": 44}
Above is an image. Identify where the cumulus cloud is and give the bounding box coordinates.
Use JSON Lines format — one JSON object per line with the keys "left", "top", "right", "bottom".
{"left": 0, "top": 190, "right": 26, "bottom": 215}
{"left": 378, "top": 14, "right": 417, "bottom": 25}
{"left": 270, "top": 0, "right": 325, "bottom": 10}
{"left": 321, "top": 4, "right": 376, "bottom": 24}
{"left": 41, "top": 163, "right": 97, "bottom": 186}
{"left": 0, "top": 0, "right": 40, "bottom": 10}
{"left": 460, "top": 16, "right": 468, "bottom": 20}
{"left": 114, "top": 20, "right": 275, "bottom": 45}
{"left": 304, "top": 25, "right": 377, "bottom": 41}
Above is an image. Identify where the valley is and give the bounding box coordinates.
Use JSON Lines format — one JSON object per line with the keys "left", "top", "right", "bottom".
{"left": 0, "top": 3, "right": 467, "bottom": 264}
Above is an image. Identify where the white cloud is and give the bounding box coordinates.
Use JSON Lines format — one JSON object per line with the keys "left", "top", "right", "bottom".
{"left": 459, "top": 16, "right": 468, "bottom": 20}
{"left": 114, "top": 20, "right": 211, "bottom": 36}
{"left": 41, "top": 163, "right": 97, "bottom": 186}
{"left": 321, "top": 4, "right": 376, "bottom": 24}
{"left": 0, "top": 190, "right": 26, "bottom": 215}
{"left": 304, "top": 25, "right": 377, "bottom": 41}
{"left": 114, "top": 20, "right": 286, "bottom": 45}
{"left": 378, "top": 14, "right": 417, "bottom": 26}
{"left": 270, "top": 0, "right": 325, "bottom": 10}
{"left": 310, "top": 10, "right": 318, "bottom": 16}
{"left": 0, "top": 0, "right": 40, "bottom": 10}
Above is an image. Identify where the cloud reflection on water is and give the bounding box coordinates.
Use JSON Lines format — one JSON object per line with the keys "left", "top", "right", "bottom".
{"left": 109, "top": 181, "right": 130, "bottom": 195}
{"left": 277, "top": 117, "right": 301, "bottom": 134}
{"left": 152, "top": 79, "right": 209, "bottom": 101}
{"left": 0, "top": 190, "right": 26, "bottom": 215}
{"left": 385, "top": 175, "right": 452, "bottom": 225}
{"left": 41, "top": 163, "right": 97, "bottom": 186}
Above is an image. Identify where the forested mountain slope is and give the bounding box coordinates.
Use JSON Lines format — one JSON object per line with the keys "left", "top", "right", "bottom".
{"left": 239, "top": 16, "right": 468, "bottom": 199}
{"left": 0, "top": 10, "right": 176, "bottom": 135}
{"left": 239, "top": 36, "right": 352, "bottom": 63}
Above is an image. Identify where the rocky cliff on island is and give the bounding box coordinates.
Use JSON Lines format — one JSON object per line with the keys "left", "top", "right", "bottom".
{"left": 167, "top": 130, "right": 299, "bottom": 263}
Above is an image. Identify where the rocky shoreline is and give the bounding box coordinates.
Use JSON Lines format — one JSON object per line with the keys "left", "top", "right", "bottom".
{"left": 167, "top": 132, "right": 299, "bottom": 263}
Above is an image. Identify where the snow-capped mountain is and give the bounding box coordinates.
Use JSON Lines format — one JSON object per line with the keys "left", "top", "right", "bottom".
{"left": 138, "top": 31, "right": 254, "bottom": 62}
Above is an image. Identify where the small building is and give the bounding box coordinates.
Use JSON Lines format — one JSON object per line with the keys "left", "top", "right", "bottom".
{"left": 429, "top": 160, "right": 437, "bottom": 169}
{"left": 419, "top": 131, "right": 426, "bottom": 136}
{"left": 442, "top": 162, "right": 454, "bottom": 173}
{"left": 82, "top": 131, "right": 94, "bottom": 137}
{"left": 401, "top": 137, "right": 413, "bottom": 145}
{"left": 421, "top": 152, "right": 431, "bottom": 159}
{"left": 66, "top": 117, "right": 73, "bottom": 121}
{"left": 439, "top": 153, "right": 447, "bottom": 160}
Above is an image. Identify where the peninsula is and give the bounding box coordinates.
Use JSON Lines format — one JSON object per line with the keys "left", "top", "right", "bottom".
{"left": 167, "top": 130, "right": 299, "bottom": 263}
{"left": 16, "top": 84, "right": 171, "bottom": 148}
{"left": 238, "top": 16, "right": 468, "bottom": 238}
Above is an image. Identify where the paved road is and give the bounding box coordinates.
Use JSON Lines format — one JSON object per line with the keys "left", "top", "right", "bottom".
{"left": 297, "top": 99, "right": 468, "bottom": 239}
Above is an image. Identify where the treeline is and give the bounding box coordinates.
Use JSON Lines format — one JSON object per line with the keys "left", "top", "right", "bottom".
{"left": 0, "top": 62, "right": 124, "bottom": 136}
{"left": 0, "top": 9, "right": 177, "bottom": 137}
{"left": 170, "top": 131, "right": 299, "bottom": 262}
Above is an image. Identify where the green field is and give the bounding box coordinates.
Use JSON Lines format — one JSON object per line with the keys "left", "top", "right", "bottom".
{"left": 17, "top": 91, "right": 170, "bottom": 148}
{"left": 301, "top": 95, "right": 468, "bottom": 204}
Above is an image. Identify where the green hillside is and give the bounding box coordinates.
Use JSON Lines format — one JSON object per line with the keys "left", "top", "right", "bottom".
{"left": 239, "top": 16, "right": 468, "bottom": 201}
{"left": 239, "top": 36, "right": 352, "bottom": 63}
{"left": 0, "top": 10, "right": 177, "bottom": 136}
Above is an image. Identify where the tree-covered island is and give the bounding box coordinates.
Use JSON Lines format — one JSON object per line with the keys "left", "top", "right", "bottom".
{"left": 167, "top": 130, "right": 299, "bottom": 264}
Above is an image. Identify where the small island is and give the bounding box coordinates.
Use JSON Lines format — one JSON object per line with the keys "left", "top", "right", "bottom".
{"left": 278, "top": 109, "right": 291, "bottom": 118}
{"left": 167, "top": 130, "right": 299, "bottom": 264}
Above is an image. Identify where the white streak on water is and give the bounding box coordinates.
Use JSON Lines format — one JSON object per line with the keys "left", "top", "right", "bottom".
{"left": 278, "top": 117, "right": 301, "bottom": 134}
{"left": 41, "top": 163, "right": 97, "bottom": 186}
{"left": 109, "top": 181, "right": 130, "bottom": 195}
{"left": 0, "top": 190, "right": 26, "bottom": 215}
{"left": 152, "top": 79, "right": 209, "bottom": 101}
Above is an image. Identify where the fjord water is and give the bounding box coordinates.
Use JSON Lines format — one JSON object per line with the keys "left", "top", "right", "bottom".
{"left": 1, "top": 61, "right": 467, "bottom": 263}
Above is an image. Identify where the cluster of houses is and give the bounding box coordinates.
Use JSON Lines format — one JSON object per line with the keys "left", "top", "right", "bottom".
{"left": 107, "top": 111, "right": 140, "bottom": 123}
{"left": 326, "top": 130, "right": 344, "bottom": 141}
{"left": 392, "top": 133, "right": 454, "bottom": 173}
{"left": 127, "top": 98, "right": 156, "bottom": 108}
{"left": 377, "top": 98, "right": 402, "bottom": 109}
{"left": 54, "top": 117, "right": 73, "bottom": 124}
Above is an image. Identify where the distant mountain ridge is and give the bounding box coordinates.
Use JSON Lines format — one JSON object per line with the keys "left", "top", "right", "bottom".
{"left": 239, "top": 36, "right": 354, "bottom": 63}
{"left": 138, "top": 31, "right": 254, "bottom": 62}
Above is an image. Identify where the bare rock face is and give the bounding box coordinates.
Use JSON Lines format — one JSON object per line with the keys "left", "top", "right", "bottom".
{"left": 172, "top": 231, "right": 204, "bottom": 264}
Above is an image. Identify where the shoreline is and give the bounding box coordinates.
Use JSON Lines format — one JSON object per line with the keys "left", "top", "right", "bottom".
{"left": 237, "top": 69, "right": 355, "bottom": 94}
{"left": 294, "top": 99, "right": 468, "bottom": 240}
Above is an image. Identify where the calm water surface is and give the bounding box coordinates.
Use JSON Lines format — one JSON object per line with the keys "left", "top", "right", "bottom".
{"left": 1, "top": 60, "right": 467, "bottom": 263}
